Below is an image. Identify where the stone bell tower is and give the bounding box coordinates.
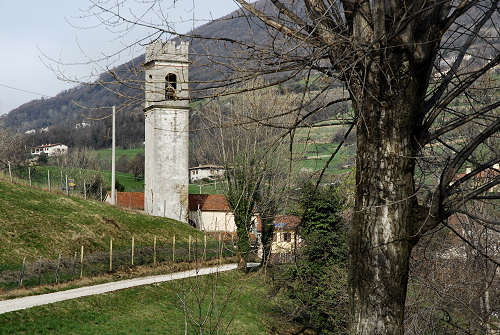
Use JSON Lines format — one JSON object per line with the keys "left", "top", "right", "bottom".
{"left": 144, "top": 40, "right": 189, "bottom": 221}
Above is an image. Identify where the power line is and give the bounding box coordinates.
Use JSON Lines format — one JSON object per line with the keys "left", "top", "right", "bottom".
{"left": 0, "top": 83, "right": 50, "bottom": 98}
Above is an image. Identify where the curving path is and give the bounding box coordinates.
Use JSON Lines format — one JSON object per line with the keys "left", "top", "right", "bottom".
{"left": 0, "top": 263, "right": 258, "bottom": 315}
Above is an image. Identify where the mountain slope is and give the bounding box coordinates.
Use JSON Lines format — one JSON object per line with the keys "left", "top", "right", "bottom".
{"left": 1, "top": 0, "right": 278, "bottom": 137}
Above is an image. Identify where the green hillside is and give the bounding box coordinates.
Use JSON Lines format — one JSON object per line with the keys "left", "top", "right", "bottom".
{"left": 0, "top": 178, "right": 201, "bottom": 267}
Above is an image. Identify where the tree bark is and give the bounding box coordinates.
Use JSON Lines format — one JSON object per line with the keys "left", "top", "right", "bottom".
{"left": 348, "top": 63, "right": 423, "bottom": 334}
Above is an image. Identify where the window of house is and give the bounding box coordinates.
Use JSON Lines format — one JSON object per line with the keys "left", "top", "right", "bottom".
{"left": 165, "top": 73, "right": 177, "bottom": 100}
{"left": 283, "top": 232, "right": 291, "bottom": 242}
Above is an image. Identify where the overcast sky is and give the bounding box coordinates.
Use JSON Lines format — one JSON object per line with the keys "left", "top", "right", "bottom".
{"left": 0, "top": 1, "right": 240, "bottom": 115}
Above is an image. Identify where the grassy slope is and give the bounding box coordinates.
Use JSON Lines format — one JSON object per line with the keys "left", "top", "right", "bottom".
{"left": 0, "top": 272, "right": 274, "bottom": 335}
{"left": 294, "top": 125, "right": 356, "bottom": 175}
{"left": 0, "top": 178, "right": 202, "bottom": 267}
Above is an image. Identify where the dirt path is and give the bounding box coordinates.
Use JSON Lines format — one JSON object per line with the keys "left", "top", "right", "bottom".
{"left": 0, "top": 263, "right": 257, "bottom": 315}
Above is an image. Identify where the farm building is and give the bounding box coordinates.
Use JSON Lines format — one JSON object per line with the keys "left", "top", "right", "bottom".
{"left": 31, "top": 144, "right": 68, "bottom": 157}
{"left": 189, "top": 165, "right": 225, "bottom": 182}
{"left": 188, "top": 194, "right": 260, "bottom": 233}
{"left": 105, "top": 192, "right": 258, "bottom": 234}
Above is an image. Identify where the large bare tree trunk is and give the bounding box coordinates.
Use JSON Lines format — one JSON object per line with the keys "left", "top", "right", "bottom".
{"left": 349, "top": 74, "right": 422, "bottom": 333}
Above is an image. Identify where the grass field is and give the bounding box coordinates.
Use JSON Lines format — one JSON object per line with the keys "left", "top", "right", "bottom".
{"left": 90, "top": 116, "right": 357, "bottom": 178}
{"left": 13, "top": 165, "right": 226, "bottom": 194}
{"left": 0, "top": 271, "right": 277, "bottom": 334}
{"left": 17, "top": 165, "right": 145, "bottom": 192}
{"left": 0, "top": 177, "right": 203, "bottom": 268}
{"left": 95, "top": 147, "right": 145, "bottom": 162}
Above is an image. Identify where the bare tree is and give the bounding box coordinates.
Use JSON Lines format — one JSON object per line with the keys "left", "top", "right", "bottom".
{"left": 199, "top": 84, "right": 292, "bottom": 271}
{"left": 407, "top": 200, "right": 500, "bottom": 334}
{"left": 0, "top": 127, "right": 28, "bottom": 170}
{"left": 62, "top": 0, "right": 499, "bottom": 333}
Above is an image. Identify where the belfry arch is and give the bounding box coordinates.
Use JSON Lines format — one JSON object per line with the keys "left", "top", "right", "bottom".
{"left": 165, "top": 73, "right": 177, "bottom": 100}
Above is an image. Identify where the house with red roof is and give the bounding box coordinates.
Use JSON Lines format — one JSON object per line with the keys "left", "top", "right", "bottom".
{"left": 188, "top": 194, "right": 260, "bottom": 233}
{"left": 106, "top": 192, "right": 259, "bottom": 233}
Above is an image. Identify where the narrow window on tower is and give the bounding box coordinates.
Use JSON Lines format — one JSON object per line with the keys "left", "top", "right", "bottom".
{"left": 165, "top": 73, "right": 177, "bottom": 100}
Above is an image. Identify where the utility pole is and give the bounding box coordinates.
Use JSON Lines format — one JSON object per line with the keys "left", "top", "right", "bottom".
{"left": 111, "top": 105, "right": 116, "bottom": 205}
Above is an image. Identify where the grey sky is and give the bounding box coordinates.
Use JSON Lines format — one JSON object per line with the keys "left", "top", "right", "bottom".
{"left": 0, "top": 1, "right": 239, "bottom": 115}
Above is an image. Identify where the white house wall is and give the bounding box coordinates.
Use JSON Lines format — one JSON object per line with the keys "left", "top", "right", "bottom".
{"left": 190, "top": 211, "right": 237, "bottom": 232}
{"left": 190, "top": 169, "right": 225, "bottom": 182}
{"left": 271, "top": 232, "right": 298, "bottom": 253}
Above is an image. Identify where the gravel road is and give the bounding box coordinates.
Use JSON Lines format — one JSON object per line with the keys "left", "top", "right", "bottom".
{"left": 0, "top": 263, "right": 257, "bottom": 315}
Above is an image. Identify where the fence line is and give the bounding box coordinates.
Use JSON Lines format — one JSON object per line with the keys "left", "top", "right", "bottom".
{"left": 0, "top": 166, "right": 263, "bottom": 291}
{"left": 0, "top": 234, "right": 239, "bottom": 292}
{"left": 1, "top": 165, "right": 226, "bottom": 203}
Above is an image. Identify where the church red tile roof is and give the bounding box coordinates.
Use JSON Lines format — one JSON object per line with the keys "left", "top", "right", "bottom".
{"left": 188, "top": 194, "right": 230, "bottom": 212}
{"left": 111, "top": 193, "right": 231, "bottom": 212}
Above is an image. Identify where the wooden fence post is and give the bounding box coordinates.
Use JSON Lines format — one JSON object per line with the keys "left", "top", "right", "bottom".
{"left": 232, "top": 233, "right": 235, "bottom": 256}
{"left": 55, "top": 254, "right": 61, "bottom": 284}
{"left": 131, "top": 236, "right": 135, "bottom": 266}
{"left": 80, "top": 245, "right": 84, "bottom": 279}
{"left": 83, "top": 180, "right": 87, "bottom": 200}
{"left": 72, "top": 251, "right": 77, "bottom": 280}
{"left": 153, "top": 236, "right": 157, "bottom": 266}
{"left": 109, "top": 238, "right": 113, "bottom": 272}
{"left": 60, "top": 170, "right": 63, "bottom": 189}
{"left": 48, "top": 170, "right": 51, "bottom": 192}
{"left": 18, "top": 256, "right": 26, "bottom": 287}
{"left": 100, "top": 185, "right": 103, "bottom": 202}
{"left": 188, "top": 235, "right": 191, "bottom": 261}
{"left": 172, "top": 235, "right": 176, "bottom": 262}
{"left": 65, "top": 175, "right": 69, "bottom": 196}
{"left": 218, "top": 234, "right": 221, "bottom": 259}
{"left": 222, "top": 233, "right": 225, "bottom": 256}
{"left": 28, "top": 167, "right": 32, "bottom": 187}
{"left": 203, "top": 234, "right": 207, "bottom": 261}
{"left": 38, "top": 256, "right": 42, "bottom": 285}
{"left": 8, "top": 161, "right": 12, "bottom": 183}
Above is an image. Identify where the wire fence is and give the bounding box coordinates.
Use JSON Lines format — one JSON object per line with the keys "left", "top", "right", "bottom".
{"left": 1, "top": 163, "right": 224, "bottom": 199}
{"left": 1, "top": 163, "right": 109, "bottom": 201}
{"left": 0, "top": 236, "right": 239, "bottom": 292}
{"left": 0, "top": 163, "right": 268, "bottom": 292}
